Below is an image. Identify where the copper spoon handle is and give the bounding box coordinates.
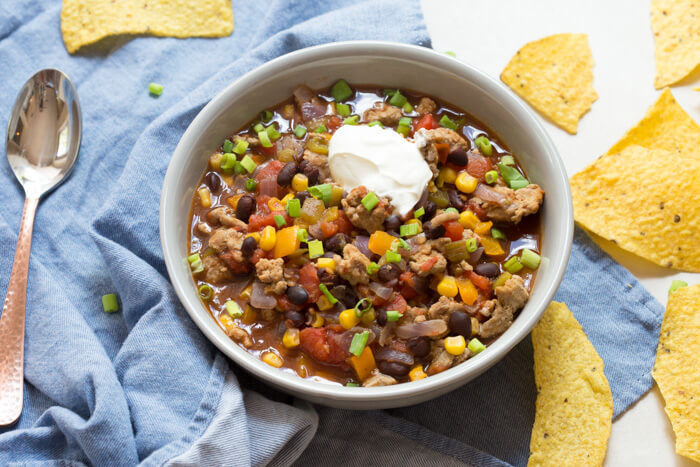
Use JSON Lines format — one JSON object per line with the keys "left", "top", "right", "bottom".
{"left": 0, "top": 196, "right": 38, "bottom": 426}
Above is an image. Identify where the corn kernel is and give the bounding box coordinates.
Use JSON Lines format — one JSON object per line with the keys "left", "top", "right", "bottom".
{"left": 219, "top": 314, "right": 234, "bottom": 332}
{"left": 198, "top": 187, "right": 212, "bottom": 208}
{"left": 262, "top": 351, "right": 283, "bottom": 368}
{"left": 439, "top": 166, "right": 458, "bottom": 184}
{"left": 239, "top": 285, "right": 253, "bottom": 300}
{"left": 405, "top": 218, "right": 423, "bottom": 233}
{"left": 291, "top": 173, "right": 308, "bottom": 192}
{"left": 281, "top": 192, "right": 295, "bottom": 206}
{"left": 282, "top": 328, "right": 300, "bottom": 348}
{"left": 317, "top": 257, "right": 335, "bottom": 272}
{"left": 209, "top": 152, "right": 223, "bottom": 171}
{"left": 360, "top": 308, "right": 376, "bottom": 325}
{"left": 311, "top": 313, "right": 324, "bottom": 327}
{"left": 241, "top": 306, "right": 257, "bottom": 325}
{"left": 445, "top": 335, "right": 466, "bottom": 355}
{"left": 409, "top": 365, "right": 427, "bottom": 381}
{"left": 317, "top": 295, "right": 333, "bottom": 311}
{"left": 260, "top": 226, "right": 277, "bottom": 251}
{"left": 282, "top": 104, "right": 295, "bottom": 120}
{"left": 268, "top": 197, "right": 285, "bottom": 212}
{"left": 474, "top": 221, "right": 493, "bottom": 236}
{"left": 470, "top": 317, "right": 480, "bottom": 337}
{"left": 226, "top": 193, "right": 242, "bottom": 210}
{"left": 221, "top": 175, "right": 233, "bottom": 188}
{"left": 459, "top": 210, "right": 480, "bottom": 230}
{"left": 437, "top": 275, "right": 458, "bottom": 298}
{"left": 278, "top": 148, "right": 295, "bottom": 162}
{"left": 245, "top": 232, "right": 261, "bottom": 243}
{"left": 339, "top": 309, "right": 360, "bottom": 330}
{"left": 455, "top": 172, "right": 478, "bottom": 193}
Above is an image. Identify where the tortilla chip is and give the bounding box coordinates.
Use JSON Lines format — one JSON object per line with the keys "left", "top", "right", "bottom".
{"left": 61, "top": 0, "right": 234, "bottom": 54}
{"left": 529, "top": 302, "right": 613, "bottom": 467}
{"left": 571, "top": 145, "right": 700, "bottom": 272}
{"left": 651, "top": 0, "right": 700, "bottom": 89}
{"left": 501, "top": 33, "right": 597, "bottom": 134}
{"left": 652, "top": 284, "right": 700, "bottom": 462}
{"left": 606, "top": 88, "right": 700, "bottom": 159}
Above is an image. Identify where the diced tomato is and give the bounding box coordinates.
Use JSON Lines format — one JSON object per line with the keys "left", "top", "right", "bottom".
{"left": 320, "top": 222, "right": 338, "bottom": 239}
{"left": 413, "top": 114, "right": 439, "bottom": 132}
{"left": 300, "top": 328, "right": 348, "bottom": 365}
{"left": 326, "top": 115, "right": 342, "bottom": 132}
{"left": 435, "top": 143, "right": 450, "bottom": 164}
{"left": 298, "top": 263, "right": 321, "bottom": 301}
{"left": 419, "top": 256, "right": 438, "bottom": 273}
{"left": 468, "top": 271, "right": 491, "bottom": 292}
{"left": 277, "top": 294, "right": 303, "bottom": 312}
{"left": 333, "top": 211, "right": 353, "bottom": 235}
{"left": 219, "top": 251, "right": 251, "bottom": 274}
{"left": 255, "top": 160, "right": 284, "bottom": 183}
{"left": 467, "top": 198, "right": 488, "bottom": 220}
{"left": 399, "top": 271, "right": 415, "bottom": 286}
{"left": 467, "top": 153, "right": 492, "bottom": 180}
{"left": 256, "top": 195, "right": 271, "bottom": 214}
{"left": 443, "top": 220, "right": 464, "bottom": 241}
{"left": 247, "top": 210, "right": 292, "bottom": 232}
{"left": 385, "top": 293, "right": 408, "bottom": 313}
{"left": 259, "top": 145, "right": 276, "bottom": 157}
{"left": 401, "top": 285, "right": 417, "bottom": 300}
{"left": 250, "top": 248, "right": 266, "bottom": 265}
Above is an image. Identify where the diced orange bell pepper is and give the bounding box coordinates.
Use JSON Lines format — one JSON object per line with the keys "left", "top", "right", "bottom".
{"left": 456, "top": 276, "right": 478, "bottom": 305}
{"left": 273, "top": 226, "right": 300, "bottom": 258}
{"left": 368, "top": 231, "right": 397, "bottom": 256}
{"left": 480, "top": 236, "right": 505, "bottom": 256}
{"left": 349, "top": 346, "right": 377, "bottom": 382}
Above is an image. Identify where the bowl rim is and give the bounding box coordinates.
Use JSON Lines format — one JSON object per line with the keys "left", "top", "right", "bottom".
{"left": 160, "top": 40, "right": 573, "bottom": 403}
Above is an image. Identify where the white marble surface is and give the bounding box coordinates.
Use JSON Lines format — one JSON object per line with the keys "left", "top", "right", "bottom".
{"left": 420, "top": 0, "right": 699, "bottom": 465}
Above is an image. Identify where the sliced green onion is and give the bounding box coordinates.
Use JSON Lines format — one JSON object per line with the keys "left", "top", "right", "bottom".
{"left": 199, "top": 284, "right": 213, "bottom": 300}
{"left": 257, "top": 130, "right": 273, "bottom": 148}
{"left": 361, "top": 192, "right": 379, "bottom": 211}
{"left": 391, "top": 238, "right": 411, "bottom": 251}
{"left": 233, "top": 161, "right": 245, "bottom": 175}
{"left": 240, "top": 155, "right": 257, "bottom": 174}
{"left": 389, "top": 90, "right": 407, "bottom": 107}
{"left": 500, "top": 155, "right": 515, "bottom": 166}
{"left": 102, "top": 294, "right": 119, "bottom": 313}
{"left": 669, "top": 279, "right": 688, "bottom": 294}
{"left": 485, "top": 170, "right": 499, "bottom": 184}
{"left": 386, "top": 310, "right": 403, "bottom": 322}
{"left": 319, "top": 284, "right": 338, "bottom": 304}
{"left": 222, "top": 139, "right": 234, "bottom": 153}
{"left": 294, "top": 124, "right": 307, "bottom": 139}
{"left": 274, "top": 214, "right": 286, "bottom": 228}
{"left": 497, "top": 163, "right": 529, "bottom": 190}
{"left": 466, "top": 238, "right": 478, "bottom": 253}
{"left": 246, "top": 178, "right": 258, "bottom": 192}
{"left": 314, "top": 125, "right": 327, "bottom": 133}
{"left": 399, "top": 117, "right": 412, "bottom": 126}
{"left": 414, "top": 207, "right": 425, "bottom": 218}
{"left": 260, "top": 110, "right": 273, "bottom": 122}
{"left": 349, "top": 331, "right": 370, "bottom": 357}
{"left": 266, "top": 124, "right": 281, "bottom": 141}
{"left": 368, "top": 120, "right": 384, "bottom": 128}
{"left": 402, "top": 101, "right": 414, "bottom": 113}
{"left": 445, "top": 51, "right": 456, "bottom": 57}
{"left": 309, "top": 183, "right": 333, "bottom": 205}
{"left": 354, "top": 297, "right": 373, "bottom": 317}
{"left": 220, "top": 153, "right": 237, "bottom": 173}
{"left": 331, "top": 79, "right": 353, "bottom": 102}
{"left": 188, "top": 253, "right": 204, "bottom": 273}
{"left": 297, "top": 228, "right": 309, "bottom": 243}
{"left": 225, "top": 300, "right": 243, "bottom": 318}
{"left": 308, "top": 239, "right": 324, "bottom": 259}
{"left": 148, "top": 82, "right": 163, "bottom": 96}
{"left": 232, "top": 139, "right": 249, "bottom": 155}
{"left": 286, "top": 198, "right": 301, "bottom": 217}
{"left": 253, "top": 122, "right": 265, "bottom": 133}
{"left": 504, "top": 256, "right": 524, "bottom": 273}
{"left": 491, "top": 228, "right": 506, "bottom": 240}
{"left": 396, "top": 125, "right": 410, "bottom": 136}
{"left": 400, "top": 223, "right": 419, "bottom": 237}
{"left": 474, "top": 135, "right": 493, "bottom": 156}
{"left": 520, "top": 249, "right": 540, "bottom": 269}
{"left": 336, "top": 103, "right": 351, "bottom": 117}
{"left": 383, "top": 89, "right": 396, "bottom": 97}
{"left": 509, "top": 179, "right": 529, "bottom": 190}
{"left": 386, "top": 251, "right": 402, "bottom": 263}
{"left": 345, "top": 382, "right": 360, "bottom": 387}
{"left": 468, "top": 338, "right": 485, "bottom": 354}
{"left": 343, "top": 115, "right": 360, "bottom": 125}
{"left": 445, "top": 207, "right": 459, "bottom": 214}
{"left": 439, "top": 115, "right": 459, "bottom": 130}
{"left": 367, "top": 262, "right": 380, "bottom": 275}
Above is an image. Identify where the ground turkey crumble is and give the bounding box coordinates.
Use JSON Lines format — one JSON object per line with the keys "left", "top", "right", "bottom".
{"left": 341, "top": 186, "right": 392, "bottom": 234}
{"left": 409, "top": 238, "right": 449, "bottom": 277}
{"left": 478, "top": 275, "right": 529, "bottom": 339}
{"left": 335, "top": 244, "right": 371, "bottom": 285}
{"left": 473, "top": 184, "right": 544, "bottom": 224}
{"left": 414, "top": 127, "right": 469, "bottom": 178}
{"left": 255, "top": 258, "right": 288, "bottom": 294}
{"left": 363, "top": 103, "right": 402, "bottom": 126}
{"left": 415, "top": 97, "right": 437, "bottom": 115}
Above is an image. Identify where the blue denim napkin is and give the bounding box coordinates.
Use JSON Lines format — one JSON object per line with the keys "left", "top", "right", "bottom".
{"left": 0, "top": 1, "right": 663, "bottom": 465}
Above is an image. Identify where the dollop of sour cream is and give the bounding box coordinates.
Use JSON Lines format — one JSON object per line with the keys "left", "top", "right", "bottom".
{"left": 328, "top": 125, "right": 432, "bottom": 216}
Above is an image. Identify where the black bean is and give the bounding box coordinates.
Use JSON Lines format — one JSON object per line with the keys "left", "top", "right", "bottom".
{"left": 384, "top": 215, "right": 402, "bottom": 233}
{"left": 324, "top": 233, "right": 351, "bottom": 254}
{"left": 299, "top": 160, "right": 319, "bottom": 185}
{"left": 285, "top": 310, "right": 306, "bottom": 328}
{"left": 294, "top": 190, "right": 311, "bottom": 205}
{"left": 286, "top": 285, "right": 309, "bottom": 305}
{"left": 378, "top": 360, "right": 410, "bottom": 377}
{"left": 407, "top": 336, "right": 431, "bottom": 358}
{"left": 235, "top": 194, "right": 255, "bottom": 223}
{"left": 204, "top": 171, "right": 221, "bottom": 193}
{"left": 448, "top": 311, "right": 471, "bottom": 338}
{"left": 423, "top": 221, "right": 446, "bottom": 240}
{"left": 448, "top": 189, "right": 465, "bottom": 211}
{"left": 317, "top": 267, "right": 339, "bottom": 285}
{"left": 332, "top": 285, "right": 357, "bottom": 309}
{"left": 474, "top": 262, "right": 500, "bottom": 278}
{"left": 422, "top": 200, "right": 437, "bottom": 220}
{"left": 447, "top": 148, "right": 468, "bottom": 167}
{"left": 276, "top": 161, "right": 298, "bottom": 186}
{"left": 240, "top": 236, "right": 257, "bottom": 259}
{"left": 376, "top": 309, "right": 388, "bottom": 326}
{"left": 377, "top": 264, "right": 400, "bottom": 282}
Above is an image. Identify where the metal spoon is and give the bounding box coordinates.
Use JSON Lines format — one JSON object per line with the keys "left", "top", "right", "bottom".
{"left": 0, "top": 69, "right": 81, "bottom": 426}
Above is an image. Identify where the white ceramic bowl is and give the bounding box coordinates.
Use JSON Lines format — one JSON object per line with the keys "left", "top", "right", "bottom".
{"left": 160, "top": 41, "right": 573, "bottom": 409}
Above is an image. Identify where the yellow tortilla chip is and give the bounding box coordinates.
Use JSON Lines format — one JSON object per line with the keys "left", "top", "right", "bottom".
{"left": 571, "top": 145, "right": 700, "bottom": 272}
{"left": 61, "top": 0, "right": 234, "bottom": 54}
{"left": 606, "top": 88, "right": 700, "bottom": 159}
{"left": 501, "top": 33, "right": 597, "bottom": 134}
{"left": 529, "top": 302, "right": 613, "bottom": 467}
{"left": 651, "top": 0, "right": 700, "bottom": 89}
{"left": 652, "top": 284, "right": 700, "bottom": 462}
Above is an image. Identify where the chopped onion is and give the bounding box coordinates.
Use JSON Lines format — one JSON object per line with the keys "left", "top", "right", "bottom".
{"left": 374, "top": 347, "right": 415, "bottom": 366}
{"left": 334, "top": 328, "right": 375, "bottom": 351}
{"left": 308, "top": 222, "right": 324, "bottom": 240}
{"left": 232, "top": 175, "right": 247, "bottom": 192}
{"left": 474, "top": 183, "right": 506, "bottom": 203}
{"left": 259, "top": 178, "right": 278, "bottom": 198}
{"left": 378, "top": 322, "right": 396, "bottom": 346}
{"left": 467, "top": 247, "right": 485, "bottom": 266}
{"left": 353, "top": 235, "right": 372, "bottom": 258}
{"left": 225, "top": 276, "right": 252, "bottom": 300}
{"left": 395, "top": 319, "right": 447, "bottom": 338}
{"left": 369, "top": 281, "right": 393, "bottom": 300}
{"left": 250, "top": 281, "right": 277, "bottom": 309}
